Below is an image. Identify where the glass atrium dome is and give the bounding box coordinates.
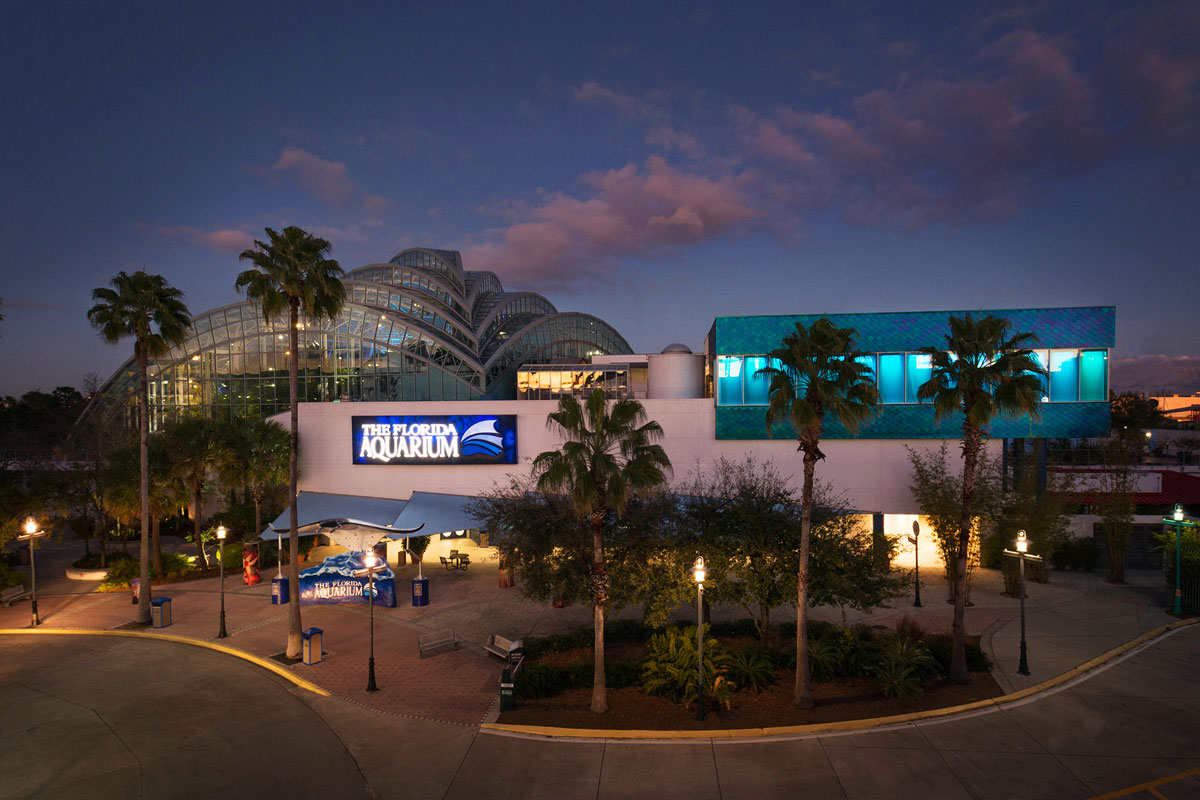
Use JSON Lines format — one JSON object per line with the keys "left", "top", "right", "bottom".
{"left": 89, "top": 247, "right": 632, "bottom": 427}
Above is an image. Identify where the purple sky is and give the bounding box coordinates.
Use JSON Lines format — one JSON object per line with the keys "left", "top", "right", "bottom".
{"left": 2, "top": 1, "right": 1199, "bottom": 397}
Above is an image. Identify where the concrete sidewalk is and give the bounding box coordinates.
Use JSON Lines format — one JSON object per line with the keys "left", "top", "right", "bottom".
{"left": 0, "top": 535, "right": 1184, "bottom": 728}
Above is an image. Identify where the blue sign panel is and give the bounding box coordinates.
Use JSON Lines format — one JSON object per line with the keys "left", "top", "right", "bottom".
{"left": 352, "top": 415, "right": 517, "bottom": 465}
{"left": 298, "top": 552, "right": 397, "bottom": 608}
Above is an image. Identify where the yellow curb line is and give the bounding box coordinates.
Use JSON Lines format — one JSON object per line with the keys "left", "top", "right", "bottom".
{"left": 481, "top": 617, "right": 1199, "bottom": 741}
{"left": 0, "top": 628, "right": 330, "bottom": 697}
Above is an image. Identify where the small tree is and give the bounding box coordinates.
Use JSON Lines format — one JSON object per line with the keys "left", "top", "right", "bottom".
{"left": 1096, "top": 440, "right": 1137, "bottom": 583}
{"left": 164, "top": 417, "right": 234, "bottom": 569}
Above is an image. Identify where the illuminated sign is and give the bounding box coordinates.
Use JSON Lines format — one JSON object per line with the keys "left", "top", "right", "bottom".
{"left": 352, "top": 415, "right": 517, "bottom": 465}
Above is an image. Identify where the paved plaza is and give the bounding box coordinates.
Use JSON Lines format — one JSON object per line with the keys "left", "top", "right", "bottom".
{"left": 1, "top": 536, "right": 1198, "bottom": 798}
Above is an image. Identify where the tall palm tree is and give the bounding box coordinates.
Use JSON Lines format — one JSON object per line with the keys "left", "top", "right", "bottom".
{"left": 236, "top": 227, "right": 345, "bottom": 659}
{"left": 223, "top": 418, "right": 289, "bottom": 537}
{"left": 533, "top": 389, "right": 672, "bottom": 713}
{"left": 761, "top": 318, "right": 879, "bottom": 709}
{"left": 917, "top": 313, "right": 1043, "bottom": 684}
{"left": 88, "top": 271, "right": 190, "bottom": 624}
{"left": 165, "top": 417, "right": 234, "bottom": 569}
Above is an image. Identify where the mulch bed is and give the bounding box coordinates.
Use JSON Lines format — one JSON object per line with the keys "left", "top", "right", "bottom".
{"left": 497, "top": 637, "right": 1004, "bottom": 731}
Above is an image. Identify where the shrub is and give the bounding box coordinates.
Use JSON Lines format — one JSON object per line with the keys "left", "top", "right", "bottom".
{"left": 807, "top": 637, "right": 840, "bottom": 681}
{"left": 727, "top": 647, "right": 775, "bottom": 693}
{"left": 831, "top": 629, "right": 881, "bottom": 678}
{"left": 881, "top": 635, "right": 942, "bottom": 679}
{"left": 641, "top": 625, "right": 733, "bottom": 709}
{"left": 925, "top": 636, "right": 993, "bottom": 673}
{"left": 515, "top": 663, "right": 569, "bottom": 698}
{"left": 872, "top": 657, "right": 923, "bottom": 699}
{"left": 100, "top": 557, "right": 140, "bottom": 590}
{"left": 522, "top": 628, "right": 592, "bottom": 659}
{"left": 0, "top": 561, "right": 24, "bottom": 589}
{"left": 605, "top": 658, "right": 645, "bottom": 689}
{"left": 1050, "top": 537, "right": 1097, "bottom": 572}
{"left": 160, "top": 552, "right": 194, "bottom": 578}
{"left": 72, "top": 552, "right": 133, "bottom": 570}
{"left": 709, "top": 618, "right": 760, "bottom": 639}
{"left": 767, "top": 646, "right": 796, "bottom": 670}
{"left": 607, "top": 618, "right": 654, "bottom": 644}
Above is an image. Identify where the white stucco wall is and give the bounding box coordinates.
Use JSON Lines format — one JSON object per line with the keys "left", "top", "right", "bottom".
{"left": 287, "top": 399, "right": 1001, "bottom": 515}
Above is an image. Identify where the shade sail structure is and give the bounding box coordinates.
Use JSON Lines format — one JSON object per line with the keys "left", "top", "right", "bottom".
{"left": 260, "top": 492, "right": 409, "bottom": 541}
{"left": 389, "top": 492, "right": 479, "bottom": 539}
{"left": 259, "top": 491, "right": 479, "bottom": 542}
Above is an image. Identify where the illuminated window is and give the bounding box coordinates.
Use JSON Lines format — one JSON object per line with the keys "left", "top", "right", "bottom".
{"left": 1049, "top": 349, "right": 1079, "bottom": 402}
{"left": 1079, "top": 349, "right": 1107, "bottom": 402}
{"left": 743, "top": 356, "right": 771, "bottom": 405}
{"left": 906, "top": 353, "right": 932, "bottom": 403}
{"left": 878, "top": 354, "right": 904, "bottom": 404}
{"left": 716, "top": 356, "right": 743, "bottom": 405}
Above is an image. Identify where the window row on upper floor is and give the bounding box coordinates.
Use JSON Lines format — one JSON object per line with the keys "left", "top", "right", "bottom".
{"left": 714, "top": 349, "right": 1108, "bottom": 407}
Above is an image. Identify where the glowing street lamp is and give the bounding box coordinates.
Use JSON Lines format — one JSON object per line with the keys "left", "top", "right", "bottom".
{"left": 355, "top": 551, "right": 387, "bottom": 692}
{"left": 216, "top": 525, "right": 228, "bottom": 639}
{"left": 18, "top": 517, "right": 46, "bottom": 627}
{"left": 692, "top": 555, "right": 707, "bottom": 721}
{"left": 1003, "top": 530, "right": 1042, "bottom": 676}
{"left": 1164, "top": 504, "right": 1195, "bottom": 615}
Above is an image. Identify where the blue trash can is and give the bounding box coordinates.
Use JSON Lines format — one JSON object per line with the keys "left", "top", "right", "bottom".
{"left": 411, "top": 577, "right": 429, "bottom": 607}
{"left": 271, "top": 576, "right": 289, "bottom": 605}
{"left": 151, "top": 597, "right": 171, "bottom": 628}
{"left": 301, "top": 627, "right": 323, "bottom": 665}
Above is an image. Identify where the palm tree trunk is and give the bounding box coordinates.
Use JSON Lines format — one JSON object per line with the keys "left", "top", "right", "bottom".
{"left": 136, "top": 345, "right": 152, "bottom": 625}
{"left": 951, "top": 421, "right": 983, "bottom": 685}
{"left": 590, "top": 506, "right": 608, "bottom": 714}
{"left": 794, "top": 438, "right": 818, "bottom": 709}
{"left": 252, "top": 487, "right": 263, "bottom": 541}
{"left": 192, "top": 487, "right": 208, "bottom": 569}
{"left": 96, "top": 516, "right": 107, "bottom": 569}
{"left": 286, "top": 301, "right": 303, "bottom": 659}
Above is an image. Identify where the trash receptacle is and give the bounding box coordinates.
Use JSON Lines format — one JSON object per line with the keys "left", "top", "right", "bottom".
{"left": 411, "top": 577, "right": 429, "bottom": 607}
{"left": 271, "top": 575, "right": 289, "bottom": 605}
{"left": 302, "top": 627, "right": 322, "bottom": 665}
{"left": 131, "top": 578, "right": 141, "bottom": 605}
{"left": 151, "top": 596, "right": 171, "bottom": 628}
{"left": 499, "top": 666, "right": 515, "bottom": 711}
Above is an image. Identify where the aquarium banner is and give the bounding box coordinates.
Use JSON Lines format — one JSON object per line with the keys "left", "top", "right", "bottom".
{"left": 298, "top": 552, "right": 396, "bottom": 607}
{"left": 352, "top": 414, "right": 517, "bottom": 466}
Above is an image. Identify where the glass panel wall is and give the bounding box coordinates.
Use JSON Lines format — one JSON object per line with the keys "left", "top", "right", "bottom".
{"left": 716, "top": 356, "right": 743, "bottom": 405}
{"left": 878, "top": 354, "right": 904, "bottom": 404}
{"left": 905, "top": 353, "right": 933, "bottom": 403}
{"left": 743, "top": 356, "right": 771, "bottom": 405}
{"left": 1049, "top": 349, "right": 1079, "bottom": 402}
{"left": 1079, "top": 349, "right": 1108, "bottom": 402}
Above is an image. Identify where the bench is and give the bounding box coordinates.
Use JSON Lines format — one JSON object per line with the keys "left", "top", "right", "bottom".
{"left": 418, "top": 629, "right": 459, "bottom": 658}
{"left": 439, "top": 555, "right": 470, "bottom": 571}
{"left": 485, "top": 635, "right": 523, "bottom": 660}
{"left": 1, "top": 585, "right": 30, "bottom": 607}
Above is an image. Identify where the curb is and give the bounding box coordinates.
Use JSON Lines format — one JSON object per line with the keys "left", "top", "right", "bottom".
{"left": 0, "top": 627, "right": 330, "bottom": 698}
{"left": 481, "top": 617, "right": 1198, "bottom": 741}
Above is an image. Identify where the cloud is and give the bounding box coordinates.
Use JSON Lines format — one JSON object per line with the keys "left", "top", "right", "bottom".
{"left": 645, "top": 126, "right": 703, "bottom": 156}
{"left": 158, "top": 225, "right": 254, "bottom": 253}
{"left": 574, "top": 82, "right": 660, "bottom": 118}
{"left": 461, "top": 156, "right": 760, "bottom": 283}
{"left": 363, "top": 194, "right": 393, "bottom": 216}
{"left": 270, "top": 147, "right": 356, "bottom": 204}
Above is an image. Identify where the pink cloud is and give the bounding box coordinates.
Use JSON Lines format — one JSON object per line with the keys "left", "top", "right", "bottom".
{"left": 270, "top": 147, "right": 356, "bottom": 204}
{"left": 462, "top": 157, "right": 760, "bottom": 283}
{"left": 159, "top": 225, "right": 253, "bottom": 253}
{"left": 363, "top": 194, "right": 393, "bottom": 216}
{"left": 574, "top": 82, "right": 659, "bottom": 117}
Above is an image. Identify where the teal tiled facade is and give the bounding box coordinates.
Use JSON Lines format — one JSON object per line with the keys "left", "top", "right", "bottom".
{"left": 711, "top": 307, "right": 1114, "bottom": 441}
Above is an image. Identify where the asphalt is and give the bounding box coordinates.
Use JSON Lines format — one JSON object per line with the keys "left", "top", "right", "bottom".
{"left": 2, "top": 535, "right": 1198, "bottom": 798}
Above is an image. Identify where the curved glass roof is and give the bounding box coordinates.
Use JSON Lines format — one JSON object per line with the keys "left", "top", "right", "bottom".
{"left": 88, "top": 247, "right": 633, "bottom": 425}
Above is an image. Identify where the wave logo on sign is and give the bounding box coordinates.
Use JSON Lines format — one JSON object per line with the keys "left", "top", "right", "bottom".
{"left": 459, "top": 419, "right": 505, "bottom": 458}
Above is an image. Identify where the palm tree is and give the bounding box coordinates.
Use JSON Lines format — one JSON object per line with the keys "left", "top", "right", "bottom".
{"left": 761, "top": 318, "right": 879, "bottom": 709}
{"left": 223, "top": 418, "right": 290, "bottom": 538}
{"left": 165, "top": 417, "right": 234, "bottom": 569}
{"left": 88, "top": 271, "right": 190, "bottom": 624}
{"left": 533, "top": 389, "right": 672, "bottom": 713}
{"left": 236, "top": 227, "right": 345, "bottom": 658}
{"left": 917, "top": 313, "right": 1043, "bottom": 684}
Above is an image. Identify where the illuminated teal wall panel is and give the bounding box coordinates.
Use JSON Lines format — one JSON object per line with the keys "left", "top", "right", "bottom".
{"left": 714, "top": 307, "right": 1115, "bottom": 356}
{"left": 715, "top": 403, "right": 1111, "bottom": 440}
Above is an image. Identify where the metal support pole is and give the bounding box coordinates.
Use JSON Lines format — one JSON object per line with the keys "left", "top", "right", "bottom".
{"left": 217, "top": 540, "right": 228, "bottom": 639}
{"left": 696, "top": 582, "right": 705, "bottom": 721}
{"left": 1017, "top": 555, "right": 1029, "bottom": 676}
{"left": 1175, "top": 521, "right": 1183, "bottom": 615}
{"left": 913, "top": 543, "right": 922, "bottom": 608}
{"left": 366, "top": 571, "right": 378, "bottom": 692}
{"left": 29, "top": 538, "right": 40, "bottom": 628}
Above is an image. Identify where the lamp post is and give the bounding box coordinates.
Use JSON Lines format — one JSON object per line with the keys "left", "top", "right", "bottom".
{"left": 355, "top": 552, "right": 386, "bottom": 692}
{"left": 18, "top": 517, "right": 46, "bottom": 627}
{"left": 1165, "top": 504, "right": 1195, "bottom": 615}
{"left": 216, "top": 525, "right": 228, "bottom": 639}
{"left": 906, "top": 520, "right": 922, "bottom": 608}
{"left": 692, "top": 556, "right": 706, "bottom": 721}
{"left": 1003, "top": 530, "right": 1042, "bottom": 676}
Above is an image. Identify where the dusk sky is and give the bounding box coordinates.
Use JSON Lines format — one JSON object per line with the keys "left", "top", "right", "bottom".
{"left": 2, "top": 1, "right": 1199, "bottom": 398}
